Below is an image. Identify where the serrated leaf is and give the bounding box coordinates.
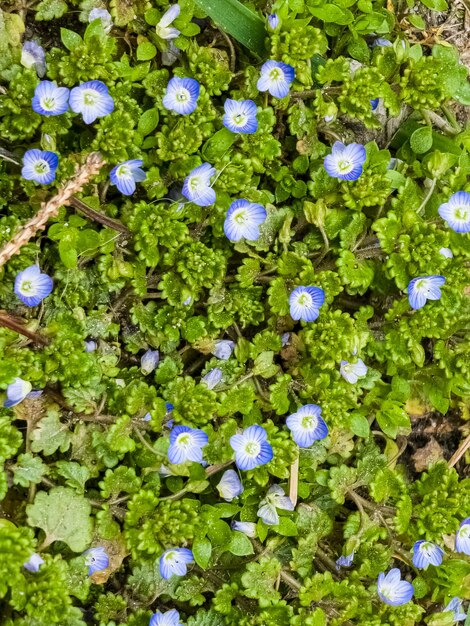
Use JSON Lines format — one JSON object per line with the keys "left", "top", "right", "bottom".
{"left": 35, "top": 0, "right": 68, "bottom": 20}
{"left": 12, "top": 453, "right": 48, "bottom": 487}
{"left": 31, "top": 409, "right": 72, "bottom": 456}
{"left": 55, "top": 461, "right": 91, "bottom": 494}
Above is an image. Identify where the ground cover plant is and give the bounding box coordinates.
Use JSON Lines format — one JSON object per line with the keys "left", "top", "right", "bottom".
{"left": 0, "top": 0, "right": 470, "bottom": 623}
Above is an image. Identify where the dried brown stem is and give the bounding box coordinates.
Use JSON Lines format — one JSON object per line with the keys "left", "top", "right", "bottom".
{"left": 0, "top": 311, "right": 49, "bottom": 345}
{"left": 69, "top": 197, "right": 131, "bottom": 235}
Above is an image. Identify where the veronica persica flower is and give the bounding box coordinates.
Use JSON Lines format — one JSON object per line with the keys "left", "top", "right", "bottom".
{"left": 141, "top": 349, "right": 159, "bottom": 375}
{"left": 168, "top": 425, "right": 208, "bottom": 464}
{"left": 377, "top": 569, "right": 414, "bottom": 606}
{"left": 88, "top": 8, "right": 113, "bottom": 32}
{"left": 438, "top": 191, "right": 470, "bottom": 233}
{"left": 85, "top": 340, "right": 97, "bottom": 352}
{"left": 83, "top": 547, "right": 109, "bottom": 575}
{"left": 15, "top": 265, "right": 53, "bottom": 306}
{"left": 371, "top": 98, "right": 379, "bottom": 111}
{"left": 336, "top": 551, "right": 355, "bottom": 569}
{"left": 224, "top": 199, "right": 267, "bottom": 242}
{"left": 257, "top": 60, "right": 295, "bottom": 98}
{"left": 267, "top": 13, "right": 280, "bottom": 30}
{"left": 340, "top": 358, "right": 368, "bottom": 384}
{"left": 24, "top": 553, "right": 45, "bottom": 572}
{"left": 32, "top": 81, "right": 69, "bottom": 116}
{"left": 212, "top": 340, "right": 235, "bottom": 360}
{"left": 444, "top": 597, "right": 467, "bottom": 622}
{"left": 289, "top": 286, "right": 325, "bottom": 322}
{"left": 69, "top": 80, "right": 114, "bottom": 124}
{"left": 166, "top": 402, "right": 174, "bottom": 413}
{"left": 223, "top": 99, "right": 258, "bottom": 134}
{"left": 373, "top": 38, "right": 393, "bottom": 47}
{"left": 408, "top": 275, "right": 445, "bottom": 310}
{"left": 231, "top": 521, "right": 257, "bottom": 537}
{"left": 4, "top": 378, "right": 35, "bottom": 408}
{"left": 455, "top": 517, "right": 470, "bottom": 555}
{"left": 201, "top": 368, "right": 223, "bottom": 390}
{"left": 230, "top": 425, "right": 273, "bottom": 470}
{"left": 439, "top": 247, "right": 453, "bottom": 259}
{"left": 257, "top": 485, "right": 294, "bottom": 526}
{"left": 163, "top": 77, "right": 200, "bottom": 115}
{"left": 412, "top": 540, "right": 444, "bottom": 569}
{"left": 324, "top": 141, "right": 367, "bottom": 181}
{"left": 156, "top": 4, "right": 180, "bottom": 40}
{"left": 22, "top": 149, "right": 58, "bottom": 185}
{"left": 217, "top": 470, "right": 244, "bottom": 502}
{"left": 182, "top": 163, "right": 216, "bottom": 206}
{"left": 286, "top": 404, "right": 328, "bottom": 448}
{"left": 21, "top": 41, "right": 46, "bottom": 77}
{"left": 159, "top": 548, "right": 193, "bottom": 579}
{"left": 110, "top": 160, "right": 146, "bottom": 195}
{"left": 150, "top": 609, "right": 183, "bottom": 626}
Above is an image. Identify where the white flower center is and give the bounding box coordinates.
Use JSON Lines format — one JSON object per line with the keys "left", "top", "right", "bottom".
{"left": 20, "top": 280, "right": 33, "bottom": 294}
{"left": 459, "top": 526, "right": 470, "bottom": 539}
{"left": 415, "top": 279, "right": 430, "bottom": 293}
{"left": 301, "top": 415, "right": 316, "bottom": 430}
{"left": 40, "top": 97, "right": 56, "bottom": 111}
{"left": 297, "top": 292, "right": 312, "bottom": 307}
{"left": 117, "top": 165, "right": 130, "bottom": 178}
{"left": 454, "top": 206, "right": 469, "bottom": 220}
{"left": 337, "top": 159, "right": 352, "bottom": 173}
{"left": 176, "top": 88, "right": 189, "bottom": 102}
{"left": 233, "top": 209, "right": 247, "bottom": 225}
{"left": 244, "top": 441, "right": 261, "bottom": 457}
{"left": 269, "top": 67, "right": 282, "bottom": 81}
{"left": 33, "top": 160, "right": 50, "bottom": 175}
{"left": 176, "top": 433, "right": 192, "bottom": 448}
{"left": 233, "top": 112, "right": 246, "bottom": 126}
{"left": 189, "top": 176, "right": 205, "bottom": 191}
{"left": 83, "top": 91, "right": 97, "bottom": 106}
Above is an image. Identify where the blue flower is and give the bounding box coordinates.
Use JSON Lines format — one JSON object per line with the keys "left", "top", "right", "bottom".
{"left": 257, "top": 484, "right": 294, "bottom": 526}
{"left": 281, "top": 332, "right": 290, "bottom": 347}
{"left": 85, "top": 340, "right": 97, "bottom": 352}
{"left": 212, "top": 340, "right": 235, "bottom": 360}
{"left": 286, "top": 404, "right": 328, "bottom": 448}
{"left": 217, "top": 469, "right": 244, "bottom": 501}
{"left": 412, "top": 540, "right": 444, "bottom": 569}
{"left": 289, "top": 286, "right": 325, "bottom": 322}
{"left": 150, "top": 609, "right": 183, "bottom": 626}
{"left": 340, "top": 358, "right": 368, "bottom": 384}
{"left": 182, "top": 163, "right": 216, "bottom": 206}
{"left": 21, "top": 149, "right": 59, "bottom": 185}
{"left": 231, "top": 521, "right": 257, "bottom": 537}
{"left": 336, "top": 552, "right": 355, "bottom": 569}
{"left": 377, "top": 569, "right": 414, "bottom": 606}
{"left": 267, "top": 13, "right": 280, "bottom": 30}
{"left": 168, "top": 425, "right": 208, "bottom": 464}
{"left": 324, "top": 141, "right": 367, "bottom": 181}
{"left": 230, "top": 425, "right": 273, "bottom": 471}
{"left": 224, "top": 199, "right": 267, "bottom": 242}
{"left": 143, "top": 412, "right": 152, "bottom": 422}
{"left": 257, "top": 60, "right": 295, "bottom": 98}
{"left": 32, "top": 81, "right": 69, "bottom": 116}
{"left": 444, "top": 597, "right": 467, "bottom": 622}
{"left": 156, "top": 4, "right": 181, "bottom": 40}
{"left": 159, "top": 548, "right": 193, "bottom": 579}
{"left": 166, "top": 402, "right": 174, "bottom": 413}
{"left": 408, "top": 275, "right": 445, "bottom": 310}
{"left": 69, "top": 80, "right": 114, "bottom": 124}
{"left": 88, "top": 8, "right": 113, "bottom": 32}
{"left": 223, "top": 99, "right": 258, "bottom": 134}
{"left": 371, "top": 98, "right": 379, "bottom": 110}
{"left": 439, "top": 247, "right": 453, "bottom": 259}
{"left": 163, "top": 77, "right": 200, "bottom": 115}
{"left": 24, "top": 553, "right": 45, "bottom": 572}
{"left": 201, "top": 368, "right": 223, "bottom": 390}
{"left": 140, "top": 349, "right": 159, "bottom": 375}
{"left": 373, "top": 38, "right": 393, "bottom": 47}
{"left": 21, "top": 41, "right": 46, "bottom": 77}
{"left": 110, "top": 160, "right": 146, "bottom": 196}
{"left": 455, "top": 517, "right": 470, "bottom": 555}
{"left": 438, "top": 191, "right": 470, "bottom": 234}
{"left": 4, "top": 378, "right": 33, "bottom": 408}
{"left": 83, "top": 546, "right": 109, "bottom": 575}
{"left": 14, "top": 265, "right": 53, "bottom": 306}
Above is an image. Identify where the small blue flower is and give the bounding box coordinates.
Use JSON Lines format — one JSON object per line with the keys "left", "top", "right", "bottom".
{"left": 183, "top": 295, "right": 192, "bottom": 305}
{"left": 371, "top": 98, "right": 379, "bottom": 111}
{"left": 223, "top": 99, "right": 258, "bottom": 134}
{"left": 84, "top": 340, "right": 97, "bottom": 352}
{"left": 15, "top": 265, "right": 53, "bottom": 306}
{"left": 159, "top": 548, "right": 193, "bottom": 579}
{"left": 168, "top": 425, "right": 208, "bottom": 464}
{"left": 201, "top": 368, "right": 223, "bottom": 390}
{"left": 163, "top": 77, "right": 200, "bottom": 115}
{"left": 88, "top": 8, "right": 113, "bottom": 32}
{"left": 267, "top": 13, "right": 280, "bottom": 31}
{"left": 217, "top": 469, "right": 244, "bottom": 501}
{"left": 281, "top": 332, "right": 290, "bottom": 347}
{"left": 143, "top": 412, "right": 152, "bottom": 422}
{"left": 324, "top": 141, "right": 367, "bottom": 181}
{"left": 324, "top": 114, "right": 335, "bottom": 123}
{"left": 257, "top": 60, "right": 295, "bottom": 98}
{"left": 230, "top": 425, "right": 273, "bottom": 471}
{"left": 257, "top": 484, "right": 294, "bottom": 526}
{"left": 166, "top": 402, "right": 174, "bottom": 413}
{"left": 4, "top": 378, "right": 33, "bottom": 408}
{"left": 373, "top": 38, "right": 393, "bottom": 47}
{"left": 182, "top": 163, "right": 216, "bottom": 206}
{"left": 438, "top": 191, "right": 470, "bottom": 234}
{"left": 21, "top": 41, "right": 46, "bottom": 77}
{"left": 22, "top": 149, "right": 59, "bottom": 185}
{"left": 412, "top": 540, "right": 444, "bottom": 569}
{"left": 439, "top": 247, "right": 453, "bottom": 259}
{"left": 408, "top": 275, "right": 445, "bottom": 310}
{"left": 231, "top": 521, "right": 257, "bottom": 537}
{"left": 340, "top": 358, "right": 368, "bottom": 384}
{"left": 444, "top": 597, "right": 467, "bottom": 622}
{"left": 83, "top": 546, "right": 109, "bottom": 575}
{"left": 212, "top": 340, "right": 235, "bottom": 360}
{"left": 455, "top": 517, "right": 470, "bottom": 555}
{"left": 69, "top": 80, "right": 114, "bottom": 124}
{"left": 140, "top": 349, "right": 159, "bottom": 375}
{"left": 156, "top": 4, "right": 181, "bottom": 40}
{"left": 24, "top": 553, "right": 45, "bottom": 572}
{"left": 289, "top": 286, "right": 325, "bottom": 322}
{"left": 336, "top": 551, "right": 355, "bottom": 569}
{"left": 377, "top": 569, "right": 414, "bottom": 606}
{"left": 32, "top": 81, "right": 69, "bottom": 116}
{"left": 150, "top": 609, "right": 183, "bottom": 626}
{"left": 110, "top": 160, "right": 146, "bottom": 196}
{"left": 286, "top": 404, "right": 328, "bottom": 448}
{"left": 224, "top": 199, "right": 267, "bottom": 242}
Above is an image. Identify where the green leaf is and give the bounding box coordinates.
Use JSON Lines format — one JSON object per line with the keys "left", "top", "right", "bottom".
{"left": 410, "top": 126, "right": 433, "bottom": 154}
{"left": 27, "top": 487, "right": 93, "bottom": 552}
{"left": 31, "top": 409, "right": 72, "bottom": 456}
{"left": 275, "top": 516, "right": 298, "bottom": 537}
{"left": 138, "top": 108, "right": 159, "bottom": 136}
{"left": 60, "top": 27, "right": 82, "bottom": 50}
{"left": 55, "top": 461, "right": 91, "bottom": 494}
{"left": 136, "top": 41, "right": 157, "bottom": 61}
{"left": 228, "top": 531, "right": 254, "bottom": 556}
{"left": 12, "top": 453, "right": 48, "bottom": 487}
{"left": 35, "top": 0, "right": 68, "bottom": 20}
{"left": 193, "top": 0, "right": 266, "bottom": 56}
{"left": 308, "top": 4, "right": 353, "bottom": 24}
{"left": 348, "top": 412, "right": 370, "bottom": 438}
{"left": 193, "top": 536, "right": 212, "bottom": 568}
{"left": 376, "top": 400, "right": 411, "bottom": 439}
{"left": 419, "top": 0, "right": 447, "bottom": 10}
{"left": 202, "top": 128, "right": 236, "bottom": 161}
{"left": 59, "top": 238, "right": 78, "bottom": 269}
